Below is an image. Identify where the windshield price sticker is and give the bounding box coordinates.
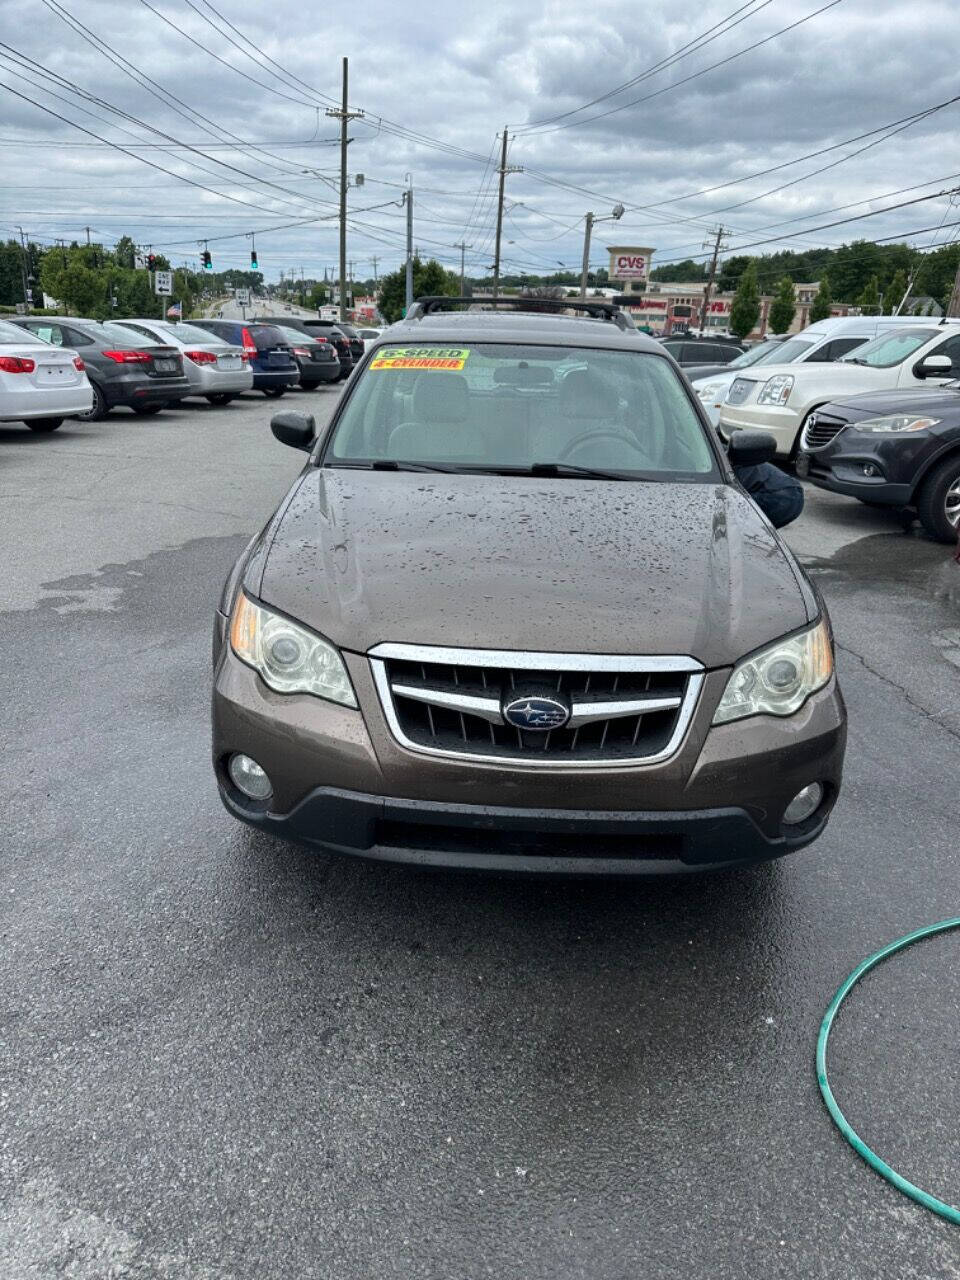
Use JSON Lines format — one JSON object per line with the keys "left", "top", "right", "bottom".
{"left": 371, "top": 347, "right": 469, "bottom": 371}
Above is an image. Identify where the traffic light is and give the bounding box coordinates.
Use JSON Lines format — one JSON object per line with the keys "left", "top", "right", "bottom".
{"left": 202, "top": 249, "right": 213, "bottom": 271}
{"left": 250, "top": 248, "right": 259, "bottom": 270}
{"left": 147, "top": 253, "right": 156, "bottom": 271}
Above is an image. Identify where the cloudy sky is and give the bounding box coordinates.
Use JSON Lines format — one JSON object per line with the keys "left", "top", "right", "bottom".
{"left": 0, "top": 0, "right": 957, "bottom": 283}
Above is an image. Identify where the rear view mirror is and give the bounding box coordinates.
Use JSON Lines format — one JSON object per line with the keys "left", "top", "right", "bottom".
{"left": 727, "top": 430, "right": 777, "bottom": 467}
{"left": 271, "top": 411, "right": 315, "bottom": 451}
{"left": 915, "top": 354, "right": 953, "bottom": 378}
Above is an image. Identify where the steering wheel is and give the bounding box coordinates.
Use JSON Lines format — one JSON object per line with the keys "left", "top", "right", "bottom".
{"left": 558, "top": 429, "right": 652, "bottom": 467}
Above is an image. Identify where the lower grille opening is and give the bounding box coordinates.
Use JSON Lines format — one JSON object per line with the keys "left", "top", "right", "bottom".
{"left": 375, "top": 819, "right": 685, "bottom": 860}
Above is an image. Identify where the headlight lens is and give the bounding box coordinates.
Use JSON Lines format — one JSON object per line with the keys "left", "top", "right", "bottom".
{"left": 229, "top": 592, "right": 357, "bottom": 706}
{"left": 853, "top": 415, "right": 940, "bottom": 434}
{"left": 758, "top": 375, "right": 794, "bottom": 406}
{"left": 713, "top": 618, "right": 833, "bottom": 725}
{"left": 696, "top": 382, "right": 722, "bottom": 400}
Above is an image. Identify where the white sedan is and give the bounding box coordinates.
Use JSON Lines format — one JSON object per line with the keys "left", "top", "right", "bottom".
{"left": 0, "top": 317, "right": 92, "bottom": 432}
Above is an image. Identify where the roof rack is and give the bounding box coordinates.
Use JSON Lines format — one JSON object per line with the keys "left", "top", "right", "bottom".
{"left": 406, "top": 296, "right": 637, "bottom": 332}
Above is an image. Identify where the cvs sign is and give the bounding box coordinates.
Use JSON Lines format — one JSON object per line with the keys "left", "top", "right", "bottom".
{"left": 614, "top": 253, "right": 648, "bottom": 280}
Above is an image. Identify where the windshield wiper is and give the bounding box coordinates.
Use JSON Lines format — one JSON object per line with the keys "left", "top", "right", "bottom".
{"left": 526, "top": 461, "right": 634, "bottom": 481}
{"left": 326, "top": 459, "right": 461, "bottom": 473}
{"left": 844, "top": 357, "right": 866, "bottom": 365}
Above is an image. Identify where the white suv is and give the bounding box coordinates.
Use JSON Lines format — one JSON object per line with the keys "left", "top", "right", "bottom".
{"left": 718, "top": 323, "right": 960, "bottom": 457}
{"left": 693, "top": 315, "right": 942, "bottom": 429}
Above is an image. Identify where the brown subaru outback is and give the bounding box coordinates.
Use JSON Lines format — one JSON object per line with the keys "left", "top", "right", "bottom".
{"left": 212, "top": 298, "right": 846, "bottom": 874}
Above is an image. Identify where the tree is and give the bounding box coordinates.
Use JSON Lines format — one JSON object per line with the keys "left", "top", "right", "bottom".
{"left": 717, "top": 255, "right": 753, "bottom": 293}
{"left": 767, "top": 276, "right": 796, "bottom": 334}
{"left": 885, "top": 269, "right": 908, "bottom": 315}
{"left": 808, "top": 274, "right": 833, "bottom": 323}
{"left": 377, "top": 257, "right": 459, "bottom": 323}
{"left": 729, "top": 260, "right": 760, "bottom": 339}
{"left": 857, "top": 275, "right": 881, "bottom": 315}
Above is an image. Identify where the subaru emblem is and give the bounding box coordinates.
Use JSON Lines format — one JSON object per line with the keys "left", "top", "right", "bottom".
{"left": 502, "top": 695, "right": 571, "bottom": 732}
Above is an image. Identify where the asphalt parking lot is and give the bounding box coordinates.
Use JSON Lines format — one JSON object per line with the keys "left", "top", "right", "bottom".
{"left": 2, "top": 388, "right": 959, "bottom": 1279}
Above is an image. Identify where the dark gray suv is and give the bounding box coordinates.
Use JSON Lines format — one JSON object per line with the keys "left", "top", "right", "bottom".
{"left": 212, "top": 299, "right": 846, "bottom": 874}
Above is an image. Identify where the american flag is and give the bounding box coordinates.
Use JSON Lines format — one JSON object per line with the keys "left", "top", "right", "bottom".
{"left": 166, "top": 301, "right": 182, "bottom": 319}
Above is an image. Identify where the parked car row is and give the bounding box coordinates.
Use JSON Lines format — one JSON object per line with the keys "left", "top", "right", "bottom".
{"left": 0, "top": 315, "right": 347, "bottom": 434}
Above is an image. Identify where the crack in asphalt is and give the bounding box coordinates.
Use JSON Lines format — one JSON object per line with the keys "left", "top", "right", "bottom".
{"left": 837, "top": 640, "right": 960, "bottom": 743}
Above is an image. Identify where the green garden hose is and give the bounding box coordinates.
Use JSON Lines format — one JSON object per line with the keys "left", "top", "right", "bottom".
{"left": 817, "top": 916, "right": 960, "bottom": 1225}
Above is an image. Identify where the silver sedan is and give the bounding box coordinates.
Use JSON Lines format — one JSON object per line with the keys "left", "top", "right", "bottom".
{"left": 121, "top": 319, "right": 253, "bottom": 404}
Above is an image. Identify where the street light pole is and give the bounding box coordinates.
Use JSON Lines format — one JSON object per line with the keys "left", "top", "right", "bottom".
{"left": 580, "top": 205, "right": 623, "bottom": 299}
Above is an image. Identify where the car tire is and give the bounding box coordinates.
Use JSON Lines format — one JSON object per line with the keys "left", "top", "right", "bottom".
{"left": 263, "top": 387, "right": 286, "bottom": 398}
{"left": 75, "top": 382, "right": 108, "bottom": 421}
{"left": 26, "top": 417, "right": 64, "bottom": 432}
{"left": 915, "top": 454, "right": 960, "bottom": 542}
{"left": 133, "top": 404, "right": 163, "bottom": 416}
{"left": 205, "top": 393, "right": 234, "bottom": 405}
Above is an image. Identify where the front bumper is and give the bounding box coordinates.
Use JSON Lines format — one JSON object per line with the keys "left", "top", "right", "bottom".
{"left": 212, "top": 636, "right": 846, "bottom": 875}
{"left": 218, "top": 783, "right": 834, "bottom": 875}
{"left": 719, "top": 404, "right": 803, "bottom": 456}
{"left": 797, "top": 449, "right": 912, "bottom": 504}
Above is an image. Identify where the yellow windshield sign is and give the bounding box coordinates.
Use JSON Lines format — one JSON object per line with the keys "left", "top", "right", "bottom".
{"left": 370, "top": 347, "right": 469, "bottom": 371}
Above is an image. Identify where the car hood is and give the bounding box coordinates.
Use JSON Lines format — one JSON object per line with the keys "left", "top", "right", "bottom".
{"left": 820, "top": 385, "right": 960, "bottom": 420}
{"left": 252, "top": 470, "right": 813, "bottom": 669}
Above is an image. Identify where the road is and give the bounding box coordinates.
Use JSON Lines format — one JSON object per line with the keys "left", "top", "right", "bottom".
{"left": 1, "top": 389, "right": 959, "bottom": 1279}
{"left": 201, "top": 297, "right": 320, "bottom": 322}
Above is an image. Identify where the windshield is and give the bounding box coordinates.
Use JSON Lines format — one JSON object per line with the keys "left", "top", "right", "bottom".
{"left": 325, "top": 342, "right": 717, "bottom": 479}
{"left": 757, "top": 336, "right": 813, "bottom": 364}
{"left": 726, "top": 342, "right": 787, "bottom": 370}
{"left": 839, "top": 329, "right": 939, "bottom": 368}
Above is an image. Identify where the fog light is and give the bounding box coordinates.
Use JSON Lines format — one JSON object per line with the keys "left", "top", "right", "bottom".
{"left": 783, "top": 783, "right": 824, "bottom": 826}
{"left": 861, "top": 463, "right": 880, "bottom": 477}
{"left": 228, "top": 753, "right": 272, "bottom": 800}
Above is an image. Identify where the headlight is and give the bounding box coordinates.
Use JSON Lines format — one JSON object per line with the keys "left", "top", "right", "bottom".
{"left": 229, "top": 592, "right": 357, "bottom": 706}
{"left": 853, "top": 415, "right": 940, "bottom": 434}
{"left": 713, "top": 618, "right": 833, "bottom": 725}
{"left": 696, "top": 382, "right": 722, "bottom": 400}
{"left": 758, "top": 375, "right": 794, "bottom": 406}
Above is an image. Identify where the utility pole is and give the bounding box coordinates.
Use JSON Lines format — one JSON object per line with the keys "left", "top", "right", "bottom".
{"left": 579, "top": 213, "right": 594, "bottom": 299}
{"left": 325, "top": 57, "right": 363, "bottom": 323}
{"left": 84, "top": 226, "right": 92, "bottom": 246}
{"left": 404, "top": 181, "right": 414, "bottom": 312}
{"left": 371, "top": 256, "right": 379, "bottom": 287}
{"left": 492, "top": 127, "right": 522, "bottom": 299}
{"left": 698, "top": 226, "right": 727, "bottom": 333}
{"left": 16, "top": 226, "right": 30, "bottom": 312}
{"left": 454, "top": 241, "right": 472, "bottom": 296}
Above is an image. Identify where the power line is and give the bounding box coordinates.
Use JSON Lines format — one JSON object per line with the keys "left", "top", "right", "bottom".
{"left": 517, "top": 0, "right": 772, "bottom": 131}
{"left": 517, "top": 0, "right": 845, "bottom": 136}
{"left": 0, "top": 39, "right": 342, "bottom": 218}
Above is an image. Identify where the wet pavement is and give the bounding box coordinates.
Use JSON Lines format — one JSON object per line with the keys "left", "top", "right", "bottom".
{"left": 1, "top": 393, "right": 959, "bottom": 1278}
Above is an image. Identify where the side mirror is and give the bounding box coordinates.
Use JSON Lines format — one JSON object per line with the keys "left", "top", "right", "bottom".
{"left": 271, "top": 411, "right": 315, "bottom": 451}
{"left": 915, "top": 354, "right": 953, "bottom": 378}
{"left": 727, "top": 429, "right": 777, "bottom": 467}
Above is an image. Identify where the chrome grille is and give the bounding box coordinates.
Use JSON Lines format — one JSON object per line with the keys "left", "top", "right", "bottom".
{"left": 369, "top": 644, "right": 703, "bottom": 768}
{"left": 725, "top": 377, "right": 756, "bottom": 406}
{"left": 801, "top": 413, "right": 848, "bottom": 451}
